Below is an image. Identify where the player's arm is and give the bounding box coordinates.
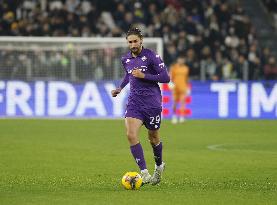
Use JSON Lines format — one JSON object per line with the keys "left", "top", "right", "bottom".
{"left": 142, "top": 53, "right": 170, "bottom": 83}
{"left": 111, "top": 59, "right": 129, "bottom": 97}
{"left": 119, "top": 71, "right": 129, "bottom": 89}
{"left": 144, "top": 66, "right": 170, "bottom": 83}
{"left": 111, "top": 72, "right": 129, "bottom": 97}
{"left": 132, "top": 66, "right": 170, "bottom": 83}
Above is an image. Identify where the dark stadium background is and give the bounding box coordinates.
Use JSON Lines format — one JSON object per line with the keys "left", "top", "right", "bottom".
{"left": 0, "top": 1, "right": 276, "bottom": 205}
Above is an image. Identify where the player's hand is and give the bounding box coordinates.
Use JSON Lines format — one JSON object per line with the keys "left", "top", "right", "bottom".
{"left": 111, "top": 88, "right": 122, "bottom": 97}
{"left": 168, "top": 82, "right": 175, "bottom": 90}
{"left": 132, "top": 69, "right": 145, "bottom": 79}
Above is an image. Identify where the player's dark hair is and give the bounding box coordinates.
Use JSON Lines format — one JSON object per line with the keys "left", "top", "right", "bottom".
{"left": 126, "top": 27, "right": 143, "bottom": 39}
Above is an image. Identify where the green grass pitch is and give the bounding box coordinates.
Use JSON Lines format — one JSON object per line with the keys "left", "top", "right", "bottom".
{"left": 0, "top": 119, "right": 276, "bottom": 205}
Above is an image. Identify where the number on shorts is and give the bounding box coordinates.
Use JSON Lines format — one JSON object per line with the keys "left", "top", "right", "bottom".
{"left": 150, "top": 115, "right": 160, "bottom": 125}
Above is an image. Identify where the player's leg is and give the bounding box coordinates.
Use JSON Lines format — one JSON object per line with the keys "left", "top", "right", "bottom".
{"left": 125, "top": 117, "right": 143, "bottom": 146}
{"left": 148, "top": 129, "right": 165, "bottom": 185}
{"left": 148, "top": 129, "right": 163, "bottom": 166}
{"left": 172, "top": 88, "right": 178, "bottom": 124}
{"left": 125, "top": 117, "right": 151, "bottom": 184}
{"left": 143, "top": 109, "right": 165, "bottom": 185}
{"left": 178, "top": 91, "right": 187, "bottom": 123}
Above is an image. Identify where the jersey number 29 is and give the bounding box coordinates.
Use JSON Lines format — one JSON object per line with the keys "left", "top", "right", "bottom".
{"left": 150, "top": 115, "right": 160, "bottom": 125}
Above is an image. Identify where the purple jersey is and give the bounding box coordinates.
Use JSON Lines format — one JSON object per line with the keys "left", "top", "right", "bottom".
{"left": 120, "top": 47, "right": 170, "bottom": 110}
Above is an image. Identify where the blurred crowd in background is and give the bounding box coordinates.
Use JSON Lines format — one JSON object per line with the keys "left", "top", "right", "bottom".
{"left": 0, "top": 0, "right": 276, "bottom": 81}
{"left": 262, "top": 0, "right": 277, "bottom": 29}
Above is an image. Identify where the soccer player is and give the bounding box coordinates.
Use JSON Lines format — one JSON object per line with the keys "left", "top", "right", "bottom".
{"left": 111, "top": 27, "right": 170, "bottom": 185}
{"left": 170, "top": 55, "right": 190, "bottom": 124}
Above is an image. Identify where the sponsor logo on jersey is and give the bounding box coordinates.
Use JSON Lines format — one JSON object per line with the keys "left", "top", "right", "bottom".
{"left": 128, "top": 66, "right": 148, "bottom": 73}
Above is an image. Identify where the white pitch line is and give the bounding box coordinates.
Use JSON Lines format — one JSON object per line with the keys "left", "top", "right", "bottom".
{"left": 207, "top": 143, "right": 277, "bottom": 154}
{"left": 207, "top": 144, "right": 227, "bottom": 151}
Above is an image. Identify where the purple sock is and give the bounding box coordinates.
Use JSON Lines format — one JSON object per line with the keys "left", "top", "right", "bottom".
{"left": 152, "top": 142, "right": 163, "bottom": 166}
{"left": 130, "top": 143, "right": 147, "bottom": 171}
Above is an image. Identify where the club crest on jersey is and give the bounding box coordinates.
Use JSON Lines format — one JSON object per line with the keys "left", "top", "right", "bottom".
{"left": 125, "top": 59, "right": 130, "bottom": 63}
{"left": 141, "top": 56, "right": 147, "bottom": 61}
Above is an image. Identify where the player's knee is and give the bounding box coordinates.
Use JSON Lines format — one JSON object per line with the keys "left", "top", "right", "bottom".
{"left": 149, "top": 137, "right": 160, "bottom": 146}
{"left": 126, "top": 131, "right": 138, "bottom": 145}
{"left": 148, "top": 131, "right": 160, "bottom": 145}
